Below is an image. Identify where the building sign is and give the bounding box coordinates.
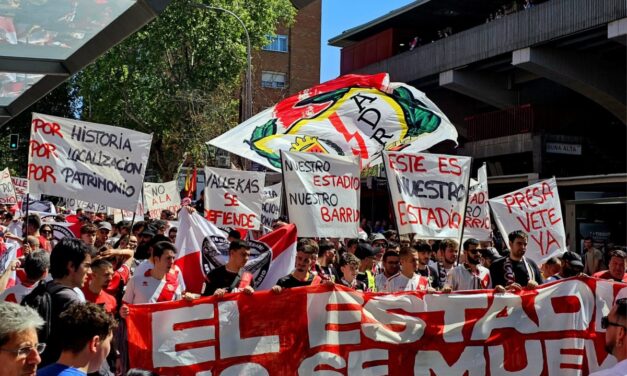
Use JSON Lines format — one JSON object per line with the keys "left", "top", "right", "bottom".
{"left": 546, "top": 142, "right": 582, "bottom": 155}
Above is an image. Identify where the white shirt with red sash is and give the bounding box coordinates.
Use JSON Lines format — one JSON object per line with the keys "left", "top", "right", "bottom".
{"left": 123, "top": 268, "right": 184, "bottom": 304}
{"left": 382, "top": 272, "right": 429, "bottom": 293}
{"left": 0, "top": 281, "right": 36, "bottom": 304}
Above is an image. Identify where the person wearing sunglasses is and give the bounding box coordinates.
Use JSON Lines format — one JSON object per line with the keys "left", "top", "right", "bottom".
{"left": 0, "top": 302, "right": 45, "bottom": 376}
{"left": 591, "top": 298, "right": 627, "bottom": 375}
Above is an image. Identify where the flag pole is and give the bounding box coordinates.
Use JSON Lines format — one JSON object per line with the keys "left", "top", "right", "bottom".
{"left": 456, "top": 158, "right": 473, "bottom": 266}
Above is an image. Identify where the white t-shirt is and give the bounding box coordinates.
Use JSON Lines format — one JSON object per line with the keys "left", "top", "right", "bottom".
{"left": 375, "top": 273, "right": 396, "bottom": 292}
{"left": 382, "top": 273, "right": 429, "bottom": 293}
{"left": 123, "top": 268, "right": 185, "bottom": 304}
{"left": 446, "top": 264, "right": 492, "bottom": 291}
{"left": 589, "top": 359, "right": 627, "bottom": 376}
{"left": 0, "top": 282, "right": 35, "bottom": 304}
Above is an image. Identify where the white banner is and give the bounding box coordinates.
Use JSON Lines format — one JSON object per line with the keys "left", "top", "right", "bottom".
{"left": 489, "top": 178, "right": 566, "bottom": 264}
{"left": 282, "top": 151, "right": 360, "bottom": 238}
{"left": 204, "top": 167, "right": 264, "bottom": 230}
{"left": 0, "top": 168, "right": 17, "bottom": 205}
{"left": 10, "top": 177, "right": 28, "bottom": 201}
{"left": 383, "top": 151, "right": 472, "bottom": 238}
{"left": 60, "top": 197, "right": 107, "bottom": 213}
{"left": 28, "top": 113, "right": 152, "bottom": 209}
{"left": 463, "top": 164, "right": 491, "bottom": 241}
{"left": 261, "top": 183, "right": 282, "bottom": 233}
{"left": 144, "top": 181, "right": 181, "bottom": 219}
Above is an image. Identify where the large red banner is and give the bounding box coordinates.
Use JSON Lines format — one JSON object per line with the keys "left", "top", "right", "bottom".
{"left": 126, "top": 277, "right": 626, "bottom": 375}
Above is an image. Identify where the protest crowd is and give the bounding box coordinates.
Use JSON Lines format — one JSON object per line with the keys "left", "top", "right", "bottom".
{"left": 0, "top": 202, "right": 625, "bottom": 375}
{"left": 0, "top": 77, "right": 625, "bottom": 375}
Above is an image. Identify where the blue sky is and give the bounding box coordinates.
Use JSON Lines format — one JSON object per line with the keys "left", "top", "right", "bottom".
{"left": 320, "top": 0, "right": 414, "bottom": 82}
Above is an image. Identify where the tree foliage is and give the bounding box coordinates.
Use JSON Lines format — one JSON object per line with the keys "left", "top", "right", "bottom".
{"left": 76, "top": 0, "right": 296, "bottom": 180}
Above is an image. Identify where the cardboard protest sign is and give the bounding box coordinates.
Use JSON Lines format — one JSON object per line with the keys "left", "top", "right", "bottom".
{"left": 0, "top": 168, "right": 17, "bottom": 204}
{"left": 489, "top": 178, "right": 566, "bottom": 263}
{"left": 10, "top": 177, "right": 28, "bottom": 201}
{"left": 204, "top": 167, "right": 264, "bottom": 230}
{"left": 463, "top": 164, "right": 491, "bottom": 241}
{"left": 127, "top": 277, "right": 625, "bottom": 375}
{"left": 28, "top": 113, "right": 152, "bottom": 210}
{"left": 281, "top": 151, "right": 360, "bottom": 238}
{"left": 383, "top": 151, "right": 472, "bottom": 238}
{"left": 144, "top": 181, "right": 181, "bottom": 219}
{"left": 261, "top": 183, "right": 282, "bottom": 233}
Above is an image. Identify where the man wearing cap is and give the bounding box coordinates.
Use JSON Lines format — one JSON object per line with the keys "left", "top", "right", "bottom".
{"left": 370, "top": 233, "right": 388, "bottom": 249}
{"left": 546, "top": 251, "right": 584, "bottom": 282}
{"left": 480, "top": 247, "right": 501, "bottom": 269}
{"left": 355, "top": 243, "right": 377, "bottom": 292}
{"left": 94, "top": 222, "right": 111, "bottom": 248}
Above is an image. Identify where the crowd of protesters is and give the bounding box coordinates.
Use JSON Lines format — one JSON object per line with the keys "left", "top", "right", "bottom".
{"left": 0, "top": 202, "right": 625, "bottom": 375}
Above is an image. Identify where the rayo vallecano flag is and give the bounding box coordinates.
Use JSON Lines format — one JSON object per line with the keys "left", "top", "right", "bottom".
{"left": 175, "top": 209, "right": 297, "bottom": 294}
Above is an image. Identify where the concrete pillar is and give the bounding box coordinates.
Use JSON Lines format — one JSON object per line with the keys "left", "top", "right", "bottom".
{"left": 439, "top": 70, "right": 518, "bottom": 109}
{"left": 512, "top": 47, "right": 626, "bottom": 124}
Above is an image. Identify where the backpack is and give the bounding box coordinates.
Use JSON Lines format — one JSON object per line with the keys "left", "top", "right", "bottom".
{"left": 21, "top": 281, "right": 68, "bottom": 342}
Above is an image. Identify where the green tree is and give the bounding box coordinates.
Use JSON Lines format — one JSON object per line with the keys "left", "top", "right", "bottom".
{"left": 76, "top": 0, "right": 296, "bottom": 180}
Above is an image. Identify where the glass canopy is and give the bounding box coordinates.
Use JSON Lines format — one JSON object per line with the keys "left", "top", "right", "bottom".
{"left": 0, "top": 71, "right": 43, "bottom": 105}
{"left": 0, "top": 0, "right": 136, "bottom": 60}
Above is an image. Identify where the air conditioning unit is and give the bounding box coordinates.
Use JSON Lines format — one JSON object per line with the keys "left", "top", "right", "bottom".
{"left": 216, "top": 156, "right": 230, "bottom": 168}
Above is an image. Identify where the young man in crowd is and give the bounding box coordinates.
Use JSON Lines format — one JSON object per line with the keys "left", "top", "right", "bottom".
{"left": 545, "top": 251, "right": 584, "bottom": 282}
{"left": 79, "top": 224, "right": 97, "bottom": 247}
{"left": 202, "top": 239, "right": 254, "bottom": 297}
{"left": 0, "top": 302, "right": 45, "bottom": 376}
{"left": 81, "top": 259, "right": 117, "bottom": 315}
{"left": 443, "top": 238, "right": 493, "bottom": 292}
{"left": 374, "top": 250, "right": 400, "bottom": 292}
{"left": 94, "top": 222, "right": 111, "bottom": 248}
{"left": 315, "top": 240, "right": 338, "bottom": 281}
{"left": 583, "top": 236, "right": 605, "bottom": 275}
{"left": 0, "top": 251, "right": 49, "bottom": 304}
{"left": 37, "top": 303, "right": 116, "bottom": 376}
{"left": 593, "top": 250, "right": 627, "bottom": 282}
{"left": 480, "top": 247, "right": 501, "bottom": 269}
{"left": 434, "top": 239, "right": 459, "bottom": 288}
{"left": 338, "top": 253, "right": 367, "bottom": 291}
{"left": 590, "top": 298, "right": 627, "bottom": 375}
{"left": 272, "top": 244, "right": 329, "bottom": 292}
{"left": 344, "top": 239, "right": 359, "bottom": 255}
{"left": 382, "top": 247, "right": 430, "bottom": 293}
{"left": 23, "top": 238, "right": 92, "bottom": 367}
{"left": 541, "top": 256, "right": 562, "bottom": 280}
{"left": 490, "top": 230, "right": 543, "bottom": 290}
{"left": 355, "top": 243, "right": 377, "bottom": 292}
{"left": 121, "top": 241, "right": 192, "bottom": 309}
{"left": 24, "top": 214, "right": 51, "bottom": 252}
{"left": 415, "top": 241, "right": 441, "bottom": 289}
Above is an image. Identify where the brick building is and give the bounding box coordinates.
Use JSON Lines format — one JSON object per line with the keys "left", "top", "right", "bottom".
{"left": 252, "top": 0, "right": 321, "bottom": 114}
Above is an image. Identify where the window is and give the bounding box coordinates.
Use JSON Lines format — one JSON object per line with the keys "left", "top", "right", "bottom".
{"left": 262, "top": 35, "right": 288, "bottom": 52}
{"left": 261, "top": 71, "right": 286, "bottom": 89}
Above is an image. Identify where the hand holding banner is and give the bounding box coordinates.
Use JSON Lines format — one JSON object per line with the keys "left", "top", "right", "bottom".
{"left": 384, "top": 151, "right": 471, "bottom": 238}
{"left": 27, "top": 113, "right": 152, "bottom": 209}
{"left": 281, "top": 151, "right": 360, "bottom": 238}
{"left": 204, "top": 167, "right": 264, "bottom": 230}
{"left": 489, "top": 178, "right": 566, "bottom": 263}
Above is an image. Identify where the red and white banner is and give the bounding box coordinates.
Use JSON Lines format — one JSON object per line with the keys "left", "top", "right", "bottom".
{"left": 0, "top": 168, "right": 17, "bottom": 205}
{"left": 282, "top": 151, "right": 360, "bottom": 238}
{"left": 144, "top": 181, "right": 181, "bottom": 219}
{"left": 489, "top": 178, "right": 566, "bottom": 264}
{"left": 463, "top": 164, "right": 491, "bottom": 241}
{"left": 204, "top": 167, "right": 264, "bottom": 230}
{"left": 383, "top": 151, "right": 472, "bottom": 238}
{"left": 126, "top": 277, "right": 625, "bottom": 375}
{"left": 28, "top": 113, "right": 152, "bottom": 210}
{"left": 175, "top": 210, "right": 297, "bottom": 294}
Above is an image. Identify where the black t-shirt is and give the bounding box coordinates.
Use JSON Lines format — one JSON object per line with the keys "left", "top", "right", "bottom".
{"left": 489, "top": 257, "right": 543, "bottom": 287}
{"left": 202, "top": 265, "right": 239, "bottom": 296}
{"left": 276, "top": 273, "right": 316, "bottom": 288}
{"left": 417, "top": 265, "right": 441, "bottom": 289}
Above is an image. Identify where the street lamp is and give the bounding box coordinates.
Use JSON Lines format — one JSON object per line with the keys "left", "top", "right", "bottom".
{"left": 189, "top": 2, "right": 253, "bottom": 120}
